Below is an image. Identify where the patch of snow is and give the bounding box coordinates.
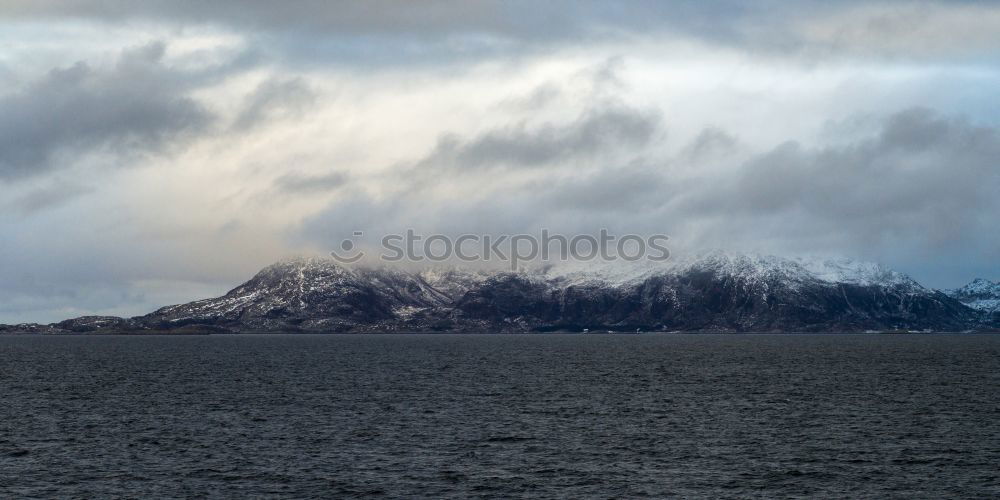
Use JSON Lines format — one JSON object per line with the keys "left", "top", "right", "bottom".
{"left": 965, "top": 298, "right": 1000, "bottom": 312}
{"left": 393, "top": 305, "right": 426, "bottom": 319}
{"left": 948, "top": 278, "right": 1000, "bottom": 312}
{"left": 795, "top": 257, "right": 918, "bottom": 288}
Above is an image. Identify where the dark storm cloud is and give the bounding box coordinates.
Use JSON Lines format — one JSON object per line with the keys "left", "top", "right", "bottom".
{"left": 0, "top": 41, "right": 214, "bottom": 180}
{"left": 412, "top": 105, "right": 660, "bottom": 173}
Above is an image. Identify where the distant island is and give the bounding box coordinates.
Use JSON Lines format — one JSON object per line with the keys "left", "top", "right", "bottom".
{"left": 3, "top": 253, "right": 999, "bottom": 334}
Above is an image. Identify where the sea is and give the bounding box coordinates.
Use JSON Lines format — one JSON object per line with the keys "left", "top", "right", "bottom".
{"left": 1, "top": 333, "right": 998, "bottom": 498}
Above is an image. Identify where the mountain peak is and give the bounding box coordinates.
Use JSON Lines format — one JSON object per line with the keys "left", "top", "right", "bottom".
{"left": 948, "top": 278, "right": 1000, "bottom": 313}
{"left": 965, "top": 277, "right": 998, "bottom": 289}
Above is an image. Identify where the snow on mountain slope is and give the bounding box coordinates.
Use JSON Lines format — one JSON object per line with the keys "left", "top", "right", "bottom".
{"left": 948, "top": 278, "right": 1000, "bottom": 313}
{"left": 543, "top": 251, "right": 921, "bottom": 291}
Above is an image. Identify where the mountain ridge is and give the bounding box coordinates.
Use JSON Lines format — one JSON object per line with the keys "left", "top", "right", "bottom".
{"left": 947, "top": 278, "right": 1000, "bottom": 318}
{"left": 2, "top": 254, "right": 996, "bottom": 334}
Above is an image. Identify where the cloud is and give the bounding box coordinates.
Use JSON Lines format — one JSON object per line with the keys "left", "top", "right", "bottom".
{"left": 0, "top": 41, "right": 214, "bottom": 180}
{"left": 411, "top": 104, "right": 660, "bottom": 173}
{"left": 4, "top": 1, "right": 1000, "bottom": 62}
{"left": 232, "top": 77, "right": 316, "bottom": 131}
{"left": 9, "top": 180, "right": 94, "bottom": 215}
{"left": 497, "top": 83, "right": 561, "bottom": 111}
{"left": 274, "top": 171, "right": 348, "bottom": 194}
{"left": 0, "top": 1, "right": 651, "bottom": 40}
{"left": 680, "top": 127, "right": 739, "bottom": 163}
{"left": 792, "top": 2, "right": 1000, "bottom": 59}
{"left": 543, "top": 162, "right": 668, "bottom": 212}
{"left": 675, "top": 107, "right": 1000, "bottom": 261}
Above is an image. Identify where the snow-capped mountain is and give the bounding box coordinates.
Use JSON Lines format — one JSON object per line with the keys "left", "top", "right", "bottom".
{"left": 539, "top": 251, "right": 920, "bottom": 289}
{"left": 140, "top": 258, "right": 491, "bottom": 332}
{"left": 7, "top": 253, "right": 992, "bottom": 334}
{"left": 948, "top": 279, "right": 1000, "bottom": 314}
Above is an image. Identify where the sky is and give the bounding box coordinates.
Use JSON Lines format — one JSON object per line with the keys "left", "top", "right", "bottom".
{"left": 1, "top": 0, "right": 999, "bottom": 323}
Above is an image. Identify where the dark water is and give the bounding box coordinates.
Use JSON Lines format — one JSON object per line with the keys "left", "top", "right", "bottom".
{"left": 1, "top": 334, "right": 999, "bottom": 498}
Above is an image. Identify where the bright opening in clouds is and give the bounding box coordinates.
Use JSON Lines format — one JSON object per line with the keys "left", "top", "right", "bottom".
{"left": 1, "top": 1, "right": 999, "bottom": 323}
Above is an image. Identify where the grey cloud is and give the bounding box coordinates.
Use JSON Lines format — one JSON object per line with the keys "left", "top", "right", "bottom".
{"left": 274, "top": 171, "right": 348, "bottom": 194}
{"left": 0, "top": 1, "right": 674, "bottom": 39}
{"left": 232, "top": 77, "right": 316, "bottom": 131}
{"left": 0, "top": 61, "right": 15, "bottom": 86}
{"left": 497, "top": 83, "right": 561, "bottom": 111}
{"left": 295, "top": 176, "right": 676, "bottom": 260}
{"left": 790, "top": 1, "right": 1000, "bottom": 59}
{"left": 9, "top": 180, "right": 94, "bottom": 215}
{"left": 296, "top": 190, "right": 552, "bottom": 253}
{"left": 298, "top": 87, "right": 666, "bottom": 245}
{"left": 544, "top": 163, "right": 669, "bottom": 212}
{"left": 5, "top": 1, "right": 998, "bottom": 61}
{"left": 586, "top": 56, "right": 627, "bottom": 94}
{"left": 680, "top": 107, "right": 1000, "bottom": 258}
{"left": 0, "top": 41, "right": 214, "bottom": 180}
{"left": 680, "top": 128, "right": 739, "bottom": 163}
{"left": 413, "top": 105, "right": 660, "bottom": 173}
{"left": 878, "top": 107, "right": 973, "bottom": 152}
